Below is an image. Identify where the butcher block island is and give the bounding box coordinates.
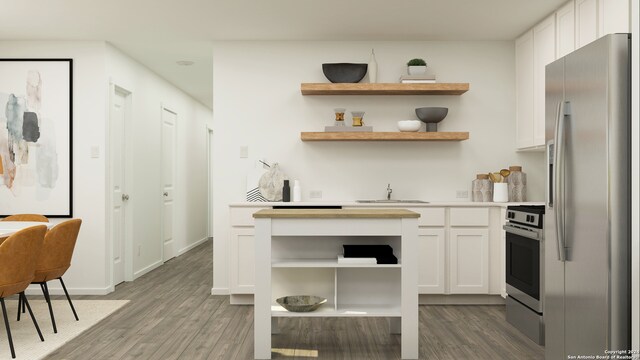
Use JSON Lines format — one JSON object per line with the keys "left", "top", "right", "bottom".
{"left": 252, "top": 209, "right": 420, "bottom": 359}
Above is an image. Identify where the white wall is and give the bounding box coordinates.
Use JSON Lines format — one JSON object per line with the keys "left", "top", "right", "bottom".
{"left": 106, "top": 45, "right": 211, "bottom": 278}
{"left": 0, "top": 41, "right": 110, "bottom": 294}
{"left": 0, "top": 41, "right": 210, "bottom": 294}
{"left": 212, "top": 40, "right": 546, "bottom": 293}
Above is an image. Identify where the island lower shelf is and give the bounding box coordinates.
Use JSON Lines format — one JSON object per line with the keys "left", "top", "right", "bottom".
{"left": 272, "top": 259, "right": 401, "bottom": 268}
{"left": 272, "top": 304, "right": 401, "bottom": 317}
{"left": 300, "top": 131, "right": 469, "bottom": 141}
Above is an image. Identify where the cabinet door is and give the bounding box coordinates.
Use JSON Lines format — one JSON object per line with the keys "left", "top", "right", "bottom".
{"left": 229, "top": 228, "right": 255, "bottom": 294}
{"left": 418, "top": 228, "right": 446, "bottom": 294}
{"left": 557, "top": 1, "right": 576, "bottom": 59}
{"left": 599, "top": 0, "right": 630, "bottom": 36}
{"left": 449, "top": 228, "right": 489, "bottom": 294}
{"left": 516, "top": 30, "right": 535, "bottom": 149}
{"left": 576, "top": 0, "right": 598, "bottom": 48}
{"left": 533, "top": 14, "right": 557, "bottom": 148}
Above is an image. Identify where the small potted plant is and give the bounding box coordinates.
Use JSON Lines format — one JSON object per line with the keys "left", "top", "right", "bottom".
{"left": 407, "top": 58, "right": 427, "bottom": 75}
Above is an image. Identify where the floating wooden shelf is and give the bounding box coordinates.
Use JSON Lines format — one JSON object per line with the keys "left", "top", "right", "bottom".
{"left": 300, "top": 83, "right": 469, "bottom": 95}
{"left": 300, "top": 132, "right": 469, "bottom": 141}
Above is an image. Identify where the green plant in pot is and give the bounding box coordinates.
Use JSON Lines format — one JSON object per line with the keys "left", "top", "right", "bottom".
{"left": 407, "top": 58, "right": 427, "bottom": 75}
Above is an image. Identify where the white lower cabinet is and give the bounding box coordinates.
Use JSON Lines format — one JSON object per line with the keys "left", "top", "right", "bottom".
{"left": 417, "top": 228, "right": 446, "bottom": 294}
{"left": 229, "top": 205, "right": 504, "bottom": 299}
{"left": 229, "top": 228, "right": 255, "bottom": 293}
{"left": 448, "top": 228, "right": 489, "bottom": 294}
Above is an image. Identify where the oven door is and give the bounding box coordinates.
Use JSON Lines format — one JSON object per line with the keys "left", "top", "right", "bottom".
{"left": 505, "top": 225, "right": 541, "bottom": 313}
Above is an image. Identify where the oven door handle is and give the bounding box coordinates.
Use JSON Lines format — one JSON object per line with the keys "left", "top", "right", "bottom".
{"left": 503, "top": 224, "right": 541, "bottom": 241}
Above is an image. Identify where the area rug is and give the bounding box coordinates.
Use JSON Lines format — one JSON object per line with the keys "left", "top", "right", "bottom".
{"left": 0, "top": 300, "right": 129, "bottom": 360}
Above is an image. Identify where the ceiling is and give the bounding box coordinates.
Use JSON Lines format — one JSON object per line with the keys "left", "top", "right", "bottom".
{"left": 0, "top": 0, "right": 566, "bottom": 109}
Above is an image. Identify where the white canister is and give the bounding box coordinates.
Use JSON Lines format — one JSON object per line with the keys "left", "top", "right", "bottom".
{"left": 293, "top": 179, "right": 301, "bottom": 202}
{"left": 493, "top": 183, "right": 508, "bottom": 203}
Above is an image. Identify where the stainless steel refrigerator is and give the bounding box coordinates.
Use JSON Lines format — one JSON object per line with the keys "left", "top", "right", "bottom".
{"left": 545, "top": 33, "right": 631, "bottom": 359}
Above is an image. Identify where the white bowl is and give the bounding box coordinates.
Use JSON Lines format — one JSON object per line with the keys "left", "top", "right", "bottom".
{"left": 397, "top": 120, "right": 421, "bottom": 132}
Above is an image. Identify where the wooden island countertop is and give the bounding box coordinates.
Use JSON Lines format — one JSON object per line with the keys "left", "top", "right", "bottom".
{"left": 252, "top": 208, "right": 420, "bottom": 219}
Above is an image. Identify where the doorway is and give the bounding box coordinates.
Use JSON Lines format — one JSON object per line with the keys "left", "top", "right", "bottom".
{"left": 161, "top": 106, "right": 177, "bottom": 262}
{"left": 109, "top": 84, "right": 133, "bottom": 286}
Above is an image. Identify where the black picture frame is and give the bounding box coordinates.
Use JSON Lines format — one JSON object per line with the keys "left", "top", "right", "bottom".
{"left": 0, "top": 58, "right": 73, "bottom": 218}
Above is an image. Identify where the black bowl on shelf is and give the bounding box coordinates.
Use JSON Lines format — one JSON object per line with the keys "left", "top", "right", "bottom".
{"left": 415, "top": 107, "right": 449, "bottom": 132}
{"left": 322, "top": 63, "right": 368, "bottom": 83}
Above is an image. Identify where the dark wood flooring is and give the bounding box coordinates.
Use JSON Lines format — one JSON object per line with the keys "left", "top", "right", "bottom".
{"left": 44, "top": 240, "right": 544, "bottom": 359}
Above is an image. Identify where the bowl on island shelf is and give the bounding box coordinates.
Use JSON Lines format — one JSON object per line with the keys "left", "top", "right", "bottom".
{"left": 276, "top": 295, "right": 327, "bottom": 312}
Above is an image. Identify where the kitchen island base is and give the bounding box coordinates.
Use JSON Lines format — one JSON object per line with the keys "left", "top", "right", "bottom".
{"left": 253, "top": 209, "right": 419, "bottom": 359}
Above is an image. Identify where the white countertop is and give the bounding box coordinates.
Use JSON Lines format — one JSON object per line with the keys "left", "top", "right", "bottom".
{"left": 230, "top": 201, "right": 545, "bottom": 208}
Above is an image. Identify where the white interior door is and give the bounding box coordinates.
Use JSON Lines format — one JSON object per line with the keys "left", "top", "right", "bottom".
{"left": 161, "top": 107, "right": 177, "bottom": 262}
{"left": 111, "top": 87, "right": 130, "bottom": 285}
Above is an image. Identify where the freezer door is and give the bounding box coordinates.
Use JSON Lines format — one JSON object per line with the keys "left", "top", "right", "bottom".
{"left": 544, "top": 56, "right": 566, "bottom": 360}
{"left": 562, "top": 34, "right": 629, "bottom": 356}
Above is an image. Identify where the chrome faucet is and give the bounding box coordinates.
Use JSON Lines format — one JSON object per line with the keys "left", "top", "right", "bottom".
{"left": 387, "top": 184, "right": 392, "bottom": 200}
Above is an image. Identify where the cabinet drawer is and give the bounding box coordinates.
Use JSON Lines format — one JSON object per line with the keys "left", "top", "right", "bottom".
{"left": 414, "top": 208, "right": 445, "bottom": 227}
{"left": 449, "top": 208, "right": 489, "bottom": 227}
{"left": 230, "top": 206, "right": 267, "bottom": 226}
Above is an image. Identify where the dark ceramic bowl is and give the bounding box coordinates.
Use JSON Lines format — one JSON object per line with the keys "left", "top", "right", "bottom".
{"left": 322, "top": 63, "right": 368, "bottom": 83}
{"left": 276, "top": 295, "right": 327, "bottom": 312}
{"left": 415, "top": 107, "right": 449, "bottom": 132}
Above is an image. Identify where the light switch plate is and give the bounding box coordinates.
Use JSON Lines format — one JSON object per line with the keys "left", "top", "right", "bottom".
{"left": 456, "top": 190, "right": 469, "bottom": 199}
{"left": 90, "top": 145, "right": 100, "bottom": 158}
{"left": 309, "top": 190, "right": 322, "bottom": 199}
{"left": 240, "top": 146, "right": 248, "bottom": 158}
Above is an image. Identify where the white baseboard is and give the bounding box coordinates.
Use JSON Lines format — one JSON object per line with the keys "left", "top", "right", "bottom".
{"left": 134, "top": 260, "right": 163, "bottom": 279}
{"left": 178, "top": 237, "right": 210, "bottom": 256}
{"left": 25, "top": 285, "right": 112, "bottom": 296}
{"left": 230, "top": 294, "right": 254, "bottom": 305}
{"left": 211, "top": 287, "right": 229, "bottom": 295}
{"left": 419, "top": 294, "right": 505, "bottom": 305}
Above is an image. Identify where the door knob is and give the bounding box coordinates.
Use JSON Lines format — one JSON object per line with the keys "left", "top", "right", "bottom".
{"left": 122, "top": 194, "right": 130, "bottom": 201}
{"left": 163, "top": 192, "right": 168, "bottom": 197}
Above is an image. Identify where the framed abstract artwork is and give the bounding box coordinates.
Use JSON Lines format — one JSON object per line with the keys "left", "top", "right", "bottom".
{"left": 0, "top": 59, "right": 73, "bottom": 217}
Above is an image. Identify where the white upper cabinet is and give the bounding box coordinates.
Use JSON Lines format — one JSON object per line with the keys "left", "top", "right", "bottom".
{"left": 516, "top": 30, "right": 535, "bottom": 149}
{"left": 533, "top": 14, "right": 557, "bottom": 148}
{"left": 557, "top": 1, "right": 576, "bottom": 58}
{"left": 514, "top": 0, "right": 629, "bottom": 150}
{"left": 599, "top": 0, "right": 630, "bottom": 35}
{"left": 516, "top": 14, "right": 556, "bottom": 150}
{"left": 576, "top": 0, "right": 599, "bottom": 48}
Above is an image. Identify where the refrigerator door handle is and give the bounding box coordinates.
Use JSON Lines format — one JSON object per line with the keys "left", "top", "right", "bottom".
{"left": 554, "top": 101, "right": 568, "bottom": 261}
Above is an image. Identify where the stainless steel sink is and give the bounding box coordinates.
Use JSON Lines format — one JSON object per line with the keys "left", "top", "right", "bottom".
{"left": 356, "top": 199, "right": 429, "bottom": 203}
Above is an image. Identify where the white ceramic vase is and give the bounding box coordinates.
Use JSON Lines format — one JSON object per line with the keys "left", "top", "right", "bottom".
{"left": 493, "top": 183, "right": 508, "bottom": 203}
{"left": 368, "top": 49, "right": 378, "bottom": 83}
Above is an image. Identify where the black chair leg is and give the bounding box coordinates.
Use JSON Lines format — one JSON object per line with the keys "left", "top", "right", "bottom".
{"left": 16, "top": 295, "right": 21, "bottom": 322}
{"left": 20, "top": 292, "right": 44, "bottom": 342}
{"left": 59, "top": 278, "right": 78, "bottom": 321}
{"left": 1, "top": 298, "right": 16, "bottom": 358}
{"left": 41, "top": 282, "right": 57, "bottom": 333}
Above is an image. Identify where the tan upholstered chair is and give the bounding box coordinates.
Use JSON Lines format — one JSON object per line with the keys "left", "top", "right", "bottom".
{"left": 0, "top": 225, "right": 47, "bottom": 358}
{"left": 24, "top": 219, "right": 81, "bottom": 334}
{"left": 1, "top": 214, "right": 49, "bottom": 222}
